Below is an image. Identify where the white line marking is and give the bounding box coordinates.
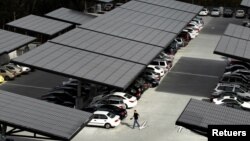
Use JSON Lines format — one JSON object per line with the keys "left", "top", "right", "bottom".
{"left": 170, "top": 71, "right": 219, "bottom": 78}
{"left": 3, "top": 83, "right": 51, "bottom": 90}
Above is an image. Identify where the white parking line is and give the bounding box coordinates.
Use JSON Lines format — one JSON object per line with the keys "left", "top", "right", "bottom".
{"left": 3, "top": 83, "right": 51, "bottom": 90}
{"left": 170, "top": 71, "right": 219, "bottom": 78}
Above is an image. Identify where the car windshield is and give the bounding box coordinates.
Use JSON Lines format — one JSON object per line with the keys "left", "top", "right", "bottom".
{"left": 107, "top": 112, "right": 115, "bottom": 118}
{"left": 237, "top": 10, "right": 244, "bottom": 13}
{"left": 212, "top": 9, "right": 219, "bottom": 11}
{"left": 124, "top": 93, "right": 132, "bottom": 99}
{"left": 155, "top": 66, "right": 161, "bottom": 70}
{"left": 236, "top": 97, "right": 244, "bottom": 104}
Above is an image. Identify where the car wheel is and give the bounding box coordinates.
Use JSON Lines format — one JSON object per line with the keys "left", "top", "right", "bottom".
{"left": 4, "top": 76, "right": 10, "bottom": 81}
{"left": 104, "top": 123, "right": 111, "bottom": 129}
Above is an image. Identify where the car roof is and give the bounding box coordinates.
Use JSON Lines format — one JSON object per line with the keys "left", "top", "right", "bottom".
{"left": 94, "top": 111, "right": 109, "bottom": 115}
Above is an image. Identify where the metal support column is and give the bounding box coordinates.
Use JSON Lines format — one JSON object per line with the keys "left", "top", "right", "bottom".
{"left": 75, "top": 81, "right": 83, "bottom": 109}
{"left": 0, "top": 124, "right": 7, "bottom": 141}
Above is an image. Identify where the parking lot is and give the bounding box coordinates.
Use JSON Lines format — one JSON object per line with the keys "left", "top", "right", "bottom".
{"left": 0, "top": 16, "right": 246, "bottom": 141}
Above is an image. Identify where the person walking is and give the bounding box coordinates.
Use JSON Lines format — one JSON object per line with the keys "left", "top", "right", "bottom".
{"left": 130, "top": 110, "right": 140, "bottom": 129}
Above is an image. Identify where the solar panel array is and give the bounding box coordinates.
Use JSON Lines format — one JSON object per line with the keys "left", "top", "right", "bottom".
{"left": 214, "top": 24, "right": 250, "bottom": 61}
{"left": 51, "top": 28, "right": 162, "bottom": 65}
{"left": 80, "top": 18, "right": 176, "bottom": 47}
{"left": 135, "top": 0, "right": 203, "bottom": 13}
{"left": 176, "top": 99, "right": 250, "bottom": 133}
{"left": 45, "top": 7, "right": 97, "bottom": 25}
{"left": 90, "top": 8, "right": 187, "bottom": 34}
{"left": 0, "top": 90, "right": 92, "bottom": 140}
{"left": 13, "top": 0, "right": 202, "bottom": 90}
{"left": 121, "top": 1, "right": 196, "bottom": 22}
{"left": 7, "top": 15, "right": 73, "bottom": 36}
{"left": 241, "top": 0, "right": 250, "bottom": 7}
{"left": 13, "top": 42, "right": 145, "bottom": 89}
{"left": 0, "top": 29, "right": 36, "bottom": 55}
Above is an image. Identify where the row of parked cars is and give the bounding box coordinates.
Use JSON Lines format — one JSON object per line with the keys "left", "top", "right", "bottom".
{"left": 211, "top": 59, "right": 250, "bottom": 110}
{"left": 199, "top": 7, "right": 247, "bottom": 18}
{"left": 0, "top": 63, "right": 31, "bottom": 83}
{"left": 40, "top": 16, "right": 205, "bottom": 129}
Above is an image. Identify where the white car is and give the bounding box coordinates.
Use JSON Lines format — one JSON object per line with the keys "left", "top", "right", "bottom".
{"left": 182, "top": 29, "right": 196, "bottom": 39}
{"left": 199, "top": 8, "right": 209, "bottom": 16}
{"left": 187, "top": 22, "right": 202, "bottom": 31}
{"left": 87, "top": 111, "right": 121, "bottom": 129}
{"left": 147, "top": 65, "right": 165, "bottom": 77}
{"left": 184, "top": 28, "right": 199, "bottom": 37}
{"left": 210, "top": 8, "right": 221, "bottom": 16}
{"left": 108, "top": 92, "right": 137, "bottom": 108}
{"left": 213, "top": 83, "right": 250, "bottom": 100}
{"left": 213, "top": 96, "right": 250, "bottom": 110}
{"left": 235, "top": 10, "right": 245, "bottom": 18}
{"left": 15, "top": 64, "right": 31, "bottom": 73}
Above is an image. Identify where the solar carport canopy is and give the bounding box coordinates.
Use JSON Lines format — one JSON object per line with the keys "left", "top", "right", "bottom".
{"left": 0, "top": 29, "right": 36, "bottom": 55}
{"left": 89, "top": 7, "right": 187, "bottom": 34}
{"left": 135, "top": 0, "right": 203, "bottom": 13}
{"left": 0, "top": 90, "right": 92, "bottom": 141}
{"left": 241, "top": 0, "right": 250, "bottom": 7}
{"left": 45, "top": 7, "right": 97, "bottom": 25}
{"left": 120, "top": 1, "right": 197, "bottom": 22}
{"left": 12, "top": 42, "right": 145, "bottom": 90}
{"left": 214, "top": 24, "right": 250, "bottom": 61}
{"left": 50, "top": 28, "right": 162, "bottom": 65}
{"left": 176, "top": 99, "right": 250, "bottom": 133}
{"left": 79, "top": 17, "right": 176, "bottom": 48}
{"left": 7, "top": 15, "right": 73, "bottom": 36}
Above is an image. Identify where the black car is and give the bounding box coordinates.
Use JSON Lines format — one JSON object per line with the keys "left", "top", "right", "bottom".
{"left": 41, "top": 95, "right": 75, "bottom": 107}
{"left": 126, "top": 88, "right": 141, "bottom": 100}
{"left": 42, "top": 90, "right": 75, "bottom": 103}
{"left": 82, "top": 105, "right": 127, "bottom": 119}
{"left": 223, "top": 8, "right": 234, "bottom": 17}
{"left": 143, "top": 75, "right": 159, "bottom": 88}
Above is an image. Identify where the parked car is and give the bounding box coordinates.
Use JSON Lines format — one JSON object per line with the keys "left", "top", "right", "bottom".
{"left": 3, "top": 64, "right": 22, "bottom": 76}
{"left": 87, "top": 111, "right": 121, "bottom": 129}
{"left": 147, "top": 65, "right": 165, "bottom": 77}
{"left": 219, "top": 75, "right": 250, "bottom": 87}
{"left": 144, "top": 70, "right": 161, "bottom": 81}
{"left": 199, "top": 8, "right": 209, "bottom": 16}
{"left": 42, "top": 90, "right": 75, "bottom": 103}
{"left": 235, "top": 9, "right": 245, "bottom": 18}
{"left": 182, "top": 29, "right": 196, "bottom": 39}
{"left": 143, "top": 75, "right": 159, "bottom": 88}
{"left": 213, "top": 96, "right": 250, "bottom": 110}
{"left": 126, "top": 87, "right": 141, "bottom": 100}
{"left": 41, "top": 95, "right": 75, "bottom": 107}
{"left": 82, "top": 104, "right": 127, "bottom": 120}
{"left": 223, "top": 8, "right": 234, "bottom": 17}
{"left": 150, "top": 59, "right": 171, "bottom": 73}
{"left": 191, "top": 19, "right": 204, "bottom": 28}
{"left": 0, "top": 67, "right": 15, "bottom": 80}
{"left": 242, "top": 21, "right": 250, "bottom": 27}
{"left": 178, "top": 30, "right": 191, "bottom": 42}
{"left": 225, "top": 64, "right": 249, "bottom": 72}
{"left": 186, "top": 22, "right": 202, "bottom": 32}
{"left": 106, "top": 92, "right": 138, "bottom": 108}
{"left": 211, "top": 91, "right": 237, "bottom": 99}
{"left": 0, "top": 75, "right": 4, "bottom": 83}
{"left": 226, "top": 69, "right": 250, "bottom": 78}
{"left": 210, "top": 8, "right": 221, "bottom": 16}
{"left": 213, "top": 83, "right": 250, "bottom": 100}
{"left": 15, "top": 64, "right": 31, "bottom": 73}
{"left": 89, "top": 97, "right": 126, "bottom": 109}
{"left": 184, "top": 28, "right": 199, "bottom": 38}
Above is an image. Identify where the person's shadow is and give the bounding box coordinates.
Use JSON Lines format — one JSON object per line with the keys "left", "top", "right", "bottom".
{"left": 121, "top": 122, "right": 133, "bottom": 129}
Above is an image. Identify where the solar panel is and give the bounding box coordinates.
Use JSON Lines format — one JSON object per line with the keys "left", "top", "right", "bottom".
{"left": 50, "top": 28, "right": 163, "bottom": 65}
{"left": 224, "top": 24, "right": 250, "bottom": 40}
{"left": 95, "top": 8, "right": 186, "bottom": 34}
{"left": 0, "top": 90, "right": 92, "bottom": 140}
{"left": 176, "top": 99, "right": 250, "bottom": 133}
{"left": 80, "top": 17, "right": 176, "bottom": 48}
{"left": 45, "top": 7, "right": 97, "bottom": 25}
{"left": 12, "top": 42, "right": 145, "bottom": 90}
{"left": 214, "top": 35, "right": 250, "bottom": 61}
{"left": 121, "top": 1, "right": 196, "bottom": 22}
{"left": 135, "top": 0, "right": 203, "bottom": 13}
{"left": 0, "top": 29, "right": 36, "bottom": 55}
{"left": 241, "top": 0, "right": 250, "bottom": 7}
{"left": 7, "top": 15, "right": 73, "bottom": 36}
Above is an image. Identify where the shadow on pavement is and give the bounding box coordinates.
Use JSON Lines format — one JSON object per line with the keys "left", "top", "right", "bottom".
{"left": 121, "top": 122, "right": 132, "bottom": 129}
{"left": 156, "top": 57, "right": 226, "bottom": 97}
